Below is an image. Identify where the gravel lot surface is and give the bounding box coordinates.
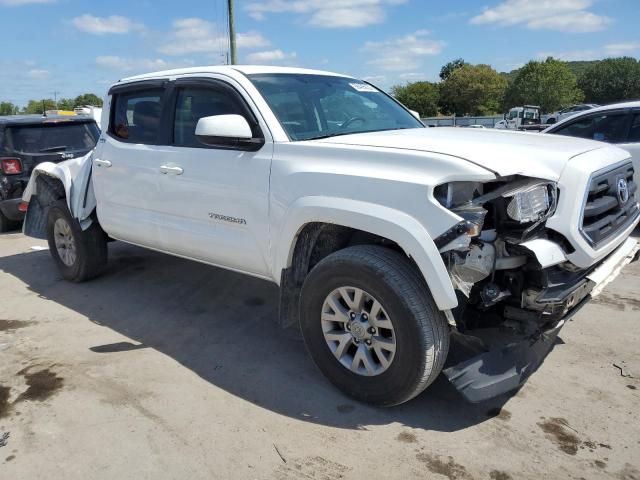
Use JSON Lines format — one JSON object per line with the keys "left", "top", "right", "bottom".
{"left": 1, "top": 231, "right": 639, "bottom": 479}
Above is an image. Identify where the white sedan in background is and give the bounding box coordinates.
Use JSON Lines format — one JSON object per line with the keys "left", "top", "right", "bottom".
{"left": 545, "top": 103, "right": 600, "bottom": 124}
{"left": 543, "top": 101, "right": 640, "bottom": 183}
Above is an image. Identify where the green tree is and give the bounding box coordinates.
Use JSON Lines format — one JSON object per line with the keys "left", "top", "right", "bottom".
{"left": 0, "top": 102, "right": 18, "bottom": 115}
{"left": 24, "top": 99, "right": 57, "bottom": 114}
{"left": 57, "top": 98, "right": 76, "bottom": 110}
{"left": 74, "top": 93, "right": 103, "bottom": 107}
{"left": 440, "top": 58, "right": 467, "bottom": 81}
{"left": 504, "top": 57, "right": 583, "bottom": 113}
{"left": 578, "top": 57, "right": 640, "bottom": 104}
{"left": 439, "top": 64, "right": 507, "bottom": 116}
{"left": 391, "top": 81, "right": 439, "bottom": 117}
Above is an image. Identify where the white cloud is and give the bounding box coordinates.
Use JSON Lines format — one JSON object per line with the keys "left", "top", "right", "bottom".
{"left": 604, "top": 42, "right": 640, "bottom": 56}
{"left": 0, "top": 0, "right": 54, "bottom": 5}
{"left": 158, "top": 18, "right": 269, "bottom": 55}
{"left": 27, "top": 69, "right": 50, "bottom": 79}
{"left": 71, "top": 14, "right": 144, "bottom": 35}
{"left": 95, "top": 56, "right": 194, "bottom": 72}
{"left": 309, "top": 7, "right": 383, "bottom": 28}
{"left": 246, "top": 49, "right": 297, "bottom": 64}
{"left": 245, "top": 0, "right": 407, "bottom": 28}
{"left": 398, "top": 72, "right": 424, "bottom": 81}
{"left": 362, "top": 75, "right": 387, "bottom": 85}
{"left": 538, "top": 42, "right": 640, "bottom": 61}
{"left": 237, "top": 31, "right": 271, "bottom": 49}
{"left": 470, "top": 0, "right": 611, "bottom": 33}
{"left": 362, "top": 30, "right": 445, "bottom": 72}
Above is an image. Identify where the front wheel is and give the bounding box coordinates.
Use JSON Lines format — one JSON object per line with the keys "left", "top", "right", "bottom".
{"left": 299, "top": 245, "right": 450, "bottom": 406}
{"left": 46, "top": 200, "right": 108, "bottom": 282}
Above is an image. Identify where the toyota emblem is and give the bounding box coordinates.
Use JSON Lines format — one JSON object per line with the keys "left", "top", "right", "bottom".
{"left": 617, "top": 177, "right": 629, "bottom": 204}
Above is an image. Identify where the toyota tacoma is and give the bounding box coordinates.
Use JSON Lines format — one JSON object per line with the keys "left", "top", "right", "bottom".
{"left": 21, "top": 66, "right": 640, "bottom": 405}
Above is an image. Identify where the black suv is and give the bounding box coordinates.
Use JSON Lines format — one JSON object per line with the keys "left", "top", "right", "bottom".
{"left": 0, "top": 114, "right": 100, "bottom": 231}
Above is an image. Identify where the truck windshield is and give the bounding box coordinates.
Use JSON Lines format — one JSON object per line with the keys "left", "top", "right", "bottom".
{"left": 248, "top": 73, "right": 424, "bottom": 141}
{"left": 4, "top": 121, "right": 100, "bottom": 154}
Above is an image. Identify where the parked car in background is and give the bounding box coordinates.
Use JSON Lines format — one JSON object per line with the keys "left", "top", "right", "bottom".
{"left": 504, "top": 105, "right": 546, "bottom": 131}
{"left": 545, "top": 104, "right": 600, "bottom": 125}
{"left": 74, "top": 106, "right": 103, "bottom": 129}
{"left": 543, "top": 101, "right": 640, "bottom": 183}
{"left": 0, "top": 114, "right": 99, "bottom": 231}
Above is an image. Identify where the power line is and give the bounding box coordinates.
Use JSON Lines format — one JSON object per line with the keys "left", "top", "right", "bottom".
{"left": 214, "top": 0, "right": 225, "bottom": 64}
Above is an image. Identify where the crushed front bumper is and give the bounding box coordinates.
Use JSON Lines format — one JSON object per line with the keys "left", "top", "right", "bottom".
{"left": 443, "top": 236, "right": 640, "bottom": 403}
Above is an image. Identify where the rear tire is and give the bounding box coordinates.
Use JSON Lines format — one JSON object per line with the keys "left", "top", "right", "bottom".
{"left": 0, "top": 211, "right": 20, "bottom": 233}
{"left": 0, "top": 211, "right": 11, "bottom": 233}
{"left": 46, "top": 200, "right": 108, "bottom": 282}
{"left": 299, "top": 245, "right": 450, "bottom": 406}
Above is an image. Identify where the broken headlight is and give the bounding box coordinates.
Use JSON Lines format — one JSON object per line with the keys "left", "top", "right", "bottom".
{"left": 434, "top": 182, "right": 488, "bottom": 250}
{"left": 435, "top": 181, "right": 483, "bottom": 209}
{"left": 503, "top": 183, "right": 557, "bottom": 224}
{"left": 434, "top": 182, "right": 488, "bottom": 236}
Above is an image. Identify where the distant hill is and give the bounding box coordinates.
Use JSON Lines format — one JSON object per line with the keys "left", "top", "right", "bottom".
{"left": 501, "top": 60, "right": 601, "bottom": 82}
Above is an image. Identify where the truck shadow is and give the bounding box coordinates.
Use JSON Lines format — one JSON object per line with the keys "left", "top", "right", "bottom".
{"left": 0, "top": 242, "right": 521, "bottom": 432}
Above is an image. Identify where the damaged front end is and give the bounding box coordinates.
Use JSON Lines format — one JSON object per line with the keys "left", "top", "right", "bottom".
{"left": 433, "top": 177, "right": 638, "bottom": 402}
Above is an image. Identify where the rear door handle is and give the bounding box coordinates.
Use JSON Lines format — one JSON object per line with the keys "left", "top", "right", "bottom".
{"left": 159, "top": 165, "right": 184, "bottom": 175}
{"left": 94, "top": 159, "right": 112, "bottom": 168}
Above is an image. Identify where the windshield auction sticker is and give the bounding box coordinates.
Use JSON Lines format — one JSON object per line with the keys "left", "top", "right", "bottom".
{"left": 349, "top": 83, "right": 377, "bottom": 93}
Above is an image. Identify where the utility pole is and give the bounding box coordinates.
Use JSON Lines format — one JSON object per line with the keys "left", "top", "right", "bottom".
{"left": 227, "top": 0, "right": 237, "bottom": 65}
{"left": 51, "top": 90, "right": 60, "bottom": 109}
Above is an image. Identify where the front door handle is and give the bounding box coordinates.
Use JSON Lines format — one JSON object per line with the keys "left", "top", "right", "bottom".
{"left": 94, "top": 159, "right": 112, "bottom": 168}
{"left": 159, "top": 164, "right": 184, "bottom": 175}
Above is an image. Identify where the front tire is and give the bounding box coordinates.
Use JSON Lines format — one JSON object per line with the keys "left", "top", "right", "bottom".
{"left": 46, "top": 200, "right": 108, "bottom": 282}
{"left": 299, "top": 245, "right": 450, "bottom": 406}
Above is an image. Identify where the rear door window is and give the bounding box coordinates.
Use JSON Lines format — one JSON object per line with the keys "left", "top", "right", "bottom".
{"left": 4, "top": 122, "right": 99, "bottom": 154}
{"left": 553, "top": 112, "right": 629, "bottom": 143}
{"left": 110, "top": 89, "right": 163, "bottom": 143}
{"left": 626, "top": 113, "right": 640, "bottom": 143}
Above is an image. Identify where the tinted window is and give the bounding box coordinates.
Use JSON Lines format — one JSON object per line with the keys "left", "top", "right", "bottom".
{"left": 110, "top": 89, "right": 162, "bottom": 143}
{"left": 249, "top": 74, "right": 422, "bottom": 141}
{"left": 173, "top": 86, "right": 247, "bottom": 147}
{"left": 4, "top": 122, "right": 99, "bottom": 154}
{"left": 553, "top": 113, "right": 628, "bottom": 143}
{"left": 627, "top": 114, "right": 640, "bottom": 143}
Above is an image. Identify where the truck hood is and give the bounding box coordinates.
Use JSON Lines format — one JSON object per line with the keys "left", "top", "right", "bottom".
{"left": 314, "top": 127, "right": 618, "bottom": 180}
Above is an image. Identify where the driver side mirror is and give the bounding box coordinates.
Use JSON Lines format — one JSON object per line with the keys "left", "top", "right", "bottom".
{"left": 195, "top": 114, "right": 264, "bottom": 151}
{"left": 409, "top": 110, "right": 421, "bottom": 120}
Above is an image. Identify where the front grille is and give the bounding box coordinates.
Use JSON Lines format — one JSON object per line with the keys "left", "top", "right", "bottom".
{"left": 581, "top": 162, "right": 639, "bottom": 247}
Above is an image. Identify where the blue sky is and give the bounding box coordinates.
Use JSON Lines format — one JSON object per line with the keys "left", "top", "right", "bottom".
{"left": 1, "top": 0, "right": 638, "bottom": 106}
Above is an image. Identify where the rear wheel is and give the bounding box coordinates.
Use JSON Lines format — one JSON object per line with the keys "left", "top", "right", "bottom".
{"left": 299, "top": 245, "right": 450, "bottom": 406}
{"left": 46, "top": 200, "right": 107, "bottom": 282}
{"left": 0, "top": 211, "right": 20, "bottom": 233}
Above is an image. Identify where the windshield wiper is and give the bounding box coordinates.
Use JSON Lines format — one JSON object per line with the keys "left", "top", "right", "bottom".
{"left": 305, "top": 128, "right": 392, "bottom": 141}
{"left": 39, "top": 145, "right": 68, "bottom": 152}
{"left": 305, "top": 127, "right": 415, "bottom": 141}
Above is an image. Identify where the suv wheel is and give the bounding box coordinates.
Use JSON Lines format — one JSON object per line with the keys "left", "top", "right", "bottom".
{"left": 0, "top": 211, "right": 19, "bottom": 233}
{"left": 46, "top": 200, "right": 108, "bottom": 282}
{"left": 299, "top": 245, "right": 450, "bottom": 406}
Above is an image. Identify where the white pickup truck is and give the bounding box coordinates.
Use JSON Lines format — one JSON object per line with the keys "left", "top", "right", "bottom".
{"left": 21, "top": 66, "right": 640, "bottom": 406}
